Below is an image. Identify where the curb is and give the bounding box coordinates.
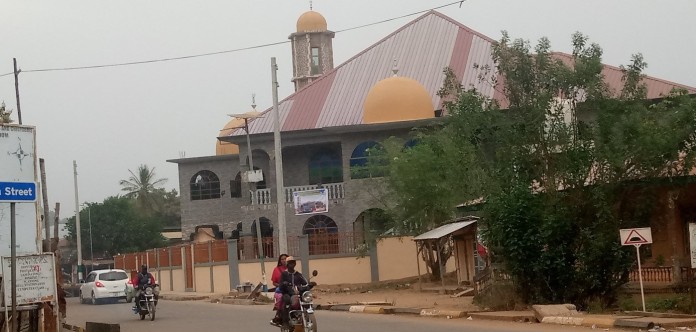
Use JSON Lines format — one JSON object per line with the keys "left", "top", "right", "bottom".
{"left": 419, "top": 309, "right": 467, "bottom": 318}
{"left": 159, "top": 294, "right": 211, "bottom": 301}
{"left": 468, "top": 311, "right": 536, "bottom": 322}
{"left": 539, "top": 315, "right": 654, "bottom": 329}
{"left": 62, "top": 323, "right": 85, "bottom": 332}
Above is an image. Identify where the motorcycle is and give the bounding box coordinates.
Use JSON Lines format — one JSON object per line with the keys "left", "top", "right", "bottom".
{"left": 133, "top": 284, "right": 159, "bottom": 321}
{"left": 276, "top": 270, "right": 319, "bottom": 332}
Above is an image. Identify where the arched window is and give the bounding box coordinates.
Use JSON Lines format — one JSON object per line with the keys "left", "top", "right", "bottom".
{"left": 308, "top": 150, "right": 342, "bottom": 185}
{"left": 303, "top": 215, "right": 339, "bottom": 255}
{"left": 230, "top": 172, "right": 242, "bottom": 198}
{"left": 350, "top": 141, "right": 385, "bottom": 179}
{"left": 190, "top": 170, "right": 221, "bottom": 200}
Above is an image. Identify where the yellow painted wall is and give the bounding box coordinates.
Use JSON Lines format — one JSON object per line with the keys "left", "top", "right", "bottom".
{"left": 377, "top": 237, "right": 427, "bottom": 281}
{"left": 195, "top": 266, "right": 211, "bottom": 293}
{"left": 212, "top": 265, "right": 230, "bottom": 293}
{"left": 172, "top": 268, "right": 185, "bottom": 292}
{"left": 238, "top": 261, "right": 279, "bottom": 286}
{"left": 377, "top": 236, "right": 456, "bottom": 281}
{"left": 159, "top": 270, "right": 172, "bottom": 291}
{"left": 309, "top": 256, "right": 371, "bottom": 285}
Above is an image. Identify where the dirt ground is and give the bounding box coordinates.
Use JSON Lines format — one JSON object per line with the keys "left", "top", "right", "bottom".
{"left": 312, "top": 277, "right": 481, "bottom": 312}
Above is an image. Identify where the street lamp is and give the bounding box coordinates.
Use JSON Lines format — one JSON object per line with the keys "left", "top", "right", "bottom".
{"left": 81, "top": 203, "right": 94, "bottom": 268}
{"left": 228, "top": 95, "right": 265, "bottom": 199}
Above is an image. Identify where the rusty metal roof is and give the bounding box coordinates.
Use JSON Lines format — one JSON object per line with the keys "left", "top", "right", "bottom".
{"left": 228, "top": 10, "right": 696, "bottom": 137}
{"left": 413, "top": 216, "right": 479, "bottom": 241}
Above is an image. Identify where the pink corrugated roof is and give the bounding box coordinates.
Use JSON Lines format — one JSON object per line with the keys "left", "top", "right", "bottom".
{"left": 229, "top": 10, "right": 696, "bottom": 137}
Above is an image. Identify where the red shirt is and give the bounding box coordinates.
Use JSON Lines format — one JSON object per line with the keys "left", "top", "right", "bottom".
{"left": 271, "top": 266, "right": 287, "bottom": 286}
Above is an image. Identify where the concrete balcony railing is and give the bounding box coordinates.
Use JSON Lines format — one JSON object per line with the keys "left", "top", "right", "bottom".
{"left": 250, "top": 188, "right": 272, "bottom": 205}
{"left": 248, "top": 183, "right": 345, "bottom": 205}
{"left": 284, "top": 183, "right": 345, "bottom": 203}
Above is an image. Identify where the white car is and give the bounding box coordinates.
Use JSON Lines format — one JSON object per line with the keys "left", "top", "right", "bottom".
{"left": 79, "top": 269, "right": 130, "bottom": 304}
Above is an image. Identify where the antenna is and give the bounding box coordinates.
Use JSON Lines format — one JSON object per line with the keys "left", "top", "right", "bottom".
{"left": 251, "top": 93, "right": 257, "bottom": 110}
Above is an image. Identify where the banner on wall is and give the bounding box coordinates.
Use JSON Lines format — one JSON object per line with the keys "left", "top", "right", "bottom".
{"left": 292, "top": 189, "right": 328, "bottom": 216}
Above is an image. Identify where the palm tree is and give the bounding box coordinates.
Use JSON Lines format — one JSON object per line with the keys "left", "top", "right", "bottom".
{"left": 119, "top": 164, "right": 167, "bottom": 215}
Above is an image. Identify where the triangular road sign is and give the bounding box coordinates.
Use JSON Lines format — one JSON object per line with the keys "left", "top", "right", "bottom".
{"left": 623, "top": 229, "right": 649, "bottom": 245}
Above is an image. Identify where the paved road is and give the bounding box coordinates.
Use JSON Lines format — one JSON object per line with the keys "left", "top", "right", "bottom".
{"left": 64, "top": 298, "right": 592, "bottom": 332}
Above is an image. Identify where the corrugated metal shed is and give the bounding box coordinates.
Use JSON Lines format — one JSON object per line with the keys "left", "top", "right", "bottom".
{"left": 413, "top": 217, "right": 478, "bottom": 241}
{"left": 226, "top": 10, "right": 696, "bottom": 138}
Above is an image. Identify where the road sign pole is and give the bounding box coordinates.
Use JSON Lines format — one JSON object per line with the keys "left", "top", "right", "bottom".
{"left": 10, "top": 202, "right": 17, "bottom": 332}
{"left": 635, "top": 244, "right": 646, "bottom": 312}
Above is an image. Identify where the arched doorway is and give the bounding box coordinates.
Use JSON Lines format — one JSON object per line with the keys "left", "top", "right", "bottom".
{"left": 303, "top": 215, "right": 339, "bottom": 255}
{"left": 353, "top": 209, "right": 391, "bottom": 245}
{"left": 251, "top": 217, "right": 274, "bottom": 258}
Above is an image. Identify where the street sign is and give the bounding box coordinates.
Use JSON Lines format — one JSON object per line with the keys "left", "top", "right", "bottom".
{"left": 619, "top": 227, "right": 653, "bottom": 312}
{"left": 620, "top": 227, "right": 653, "bottom": 246}
{"left": 0, "top": 181, "right": 37, "bottom": 202}
{"left": 2, "top": 253, "right": 57, "bottom": 305}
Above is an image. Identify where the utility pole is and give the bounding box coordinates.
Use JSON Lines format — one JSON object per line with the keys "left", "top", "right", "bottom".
{"left": 53, "top": 202, "right": 61, "bottom": 251}
{"left": 73, "top": 160, "right": 83, "bottom": 281}
{"left": 13, "top": 58, "right": 22, "bottom": 124}
{"left": 271, "top": 57, "right": 287, "bottom": 254}
{"left": 40, "top": 158, "right": 51, "bottom": 245}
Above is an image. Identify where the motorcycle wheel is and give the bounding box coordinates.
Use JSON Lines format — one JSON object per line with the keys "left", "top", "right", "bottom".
{"left": 305, "top": 313, "right": 318, "bottom": 332}
{"left": 140, "top": 312, "right": 146, "bottom": 320}
{"left": 148, "top": 302, "right": 156, "bottom": 321}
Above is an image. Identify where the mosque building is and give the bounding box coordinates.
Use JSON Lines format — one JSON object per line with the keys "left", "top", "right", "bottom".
{"left": 168, "top": 8, "right": 696, "bottom": 259}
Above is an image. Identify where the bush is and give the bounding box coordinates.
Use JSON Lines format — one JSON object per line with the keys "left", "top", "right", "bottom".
{"left": 474, "top": 283, "right": 525, "bottom": 311}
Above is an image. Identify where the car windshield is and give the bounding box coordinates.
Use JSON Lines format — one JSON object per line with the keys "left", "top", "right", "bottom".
{"left": 99, "top": 271, "right": 128, "bottom": 281}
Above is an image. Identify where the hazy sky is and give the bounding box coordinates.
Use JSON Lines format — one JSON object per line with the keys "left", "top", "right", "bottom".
{"left": 1, "top": 0, "right": 695, "bottom": 217}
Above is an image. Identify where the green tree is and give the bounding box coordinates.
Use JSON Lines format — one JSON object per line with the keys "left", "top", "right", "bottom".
{"left": 0, "top": 102, "right": 13, "bottom": 124}
{"left": 372, "top": 31, "right": 696, "bottom": 308}
{"left": 119, "top": 164, "right": 168, "bottom": 215}
{"left": 65, "top": 196, "right": 167, "bottom": 257}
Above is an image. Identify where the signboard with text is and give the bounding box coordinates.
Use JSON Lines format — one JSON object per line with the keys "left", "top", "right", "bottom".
{"left": 0, "top": 181, "right": 37, "bottom": 202}
{"left": 0, "top": 124, "right": 41, "bottom": 266}
{"left": 2, "top": 253, "right": 57, "bottom": 305}
{"left": 689, "top": 223, "right": 696, "bottom": 268}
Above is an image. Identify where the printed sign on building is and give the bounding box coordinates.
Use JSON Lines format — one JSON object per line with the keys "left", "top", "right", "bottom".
{"left": 0, "top": 124, "right": 40, "bottom": 267}
{"left": 292, "top": 189, "right": 329, "bottom": 216}
{"left": 689, "top": 223, "right": 696, "bottom": 268}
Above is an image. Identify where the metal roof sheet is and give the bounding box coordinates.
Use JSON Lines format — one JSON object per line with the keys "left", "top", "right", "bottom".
{"left": 227, "top": 11, "right": 696, "bottom": 138}
{"left": 413, "top": 219, "right": 477, "bottom": 241}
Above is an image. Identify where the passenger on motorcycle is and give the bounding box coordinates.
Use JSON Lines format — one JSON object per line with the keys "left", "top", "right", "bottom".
{"left": 270, "top": 254, "right": 289, "bottom": 325}
{"left": 272, "top": 256, "right": 316, "bottom": 326}
{"left": 132, "top": 265, "right": 156, "bottom": 312}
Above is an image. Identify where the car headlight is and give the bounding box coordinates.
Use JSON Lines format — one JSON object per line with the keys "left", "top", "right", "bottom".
{"left": 301, "top": 291, "right": 313, "bottom": 302}
{"left": 145, "top": 287, "right": 153, "bottom": 295}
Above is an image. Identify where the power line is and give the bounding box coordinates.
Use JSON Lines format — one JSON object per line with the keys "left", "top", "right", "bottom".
{"left": 0, "top": 1, "right": 465, "bottom": 77}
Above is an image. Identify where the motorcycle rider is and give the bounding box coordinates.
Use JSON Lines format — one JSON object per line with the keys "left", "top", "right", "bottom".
{"left": 272, "top": 256, "right": 316, "bottom": 327}
{"left": 132, "top": 265, "right": 156, "bottom": 312}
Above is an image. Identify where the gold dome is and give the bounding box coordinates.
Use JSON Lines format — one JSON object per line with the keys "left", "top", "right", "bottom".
{"left": 216, "top": 111, "right": 259, "bottom": 155}
{"left": 363, "top": 76, "right": 434, "bottom": 124}
{"left": 296, "top": 11, "right": 327, "bottom": 32}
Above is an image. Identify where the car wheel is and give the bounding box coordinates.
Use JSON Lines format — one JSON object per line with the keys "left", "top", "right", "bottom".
{"left": 79, "top": 291, "right": 85, "bottom": 304}
{"left": 91, "top": 291, "right": 98, "bottom": 305}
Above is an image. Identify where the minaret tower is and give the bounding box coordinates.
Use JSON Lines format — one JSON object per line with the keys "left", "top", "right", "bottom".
{"left": 289, "top": 2, "right": 335, "bottom": 91}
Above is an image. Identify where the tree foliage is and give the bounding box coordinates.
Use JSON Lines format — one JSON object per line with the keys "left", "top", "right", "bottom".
{"left": 371, "top": 31, "right": 696, "bottom": 307}
{"left": 65, "top": 196, "right": 167, "bottom": 258}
